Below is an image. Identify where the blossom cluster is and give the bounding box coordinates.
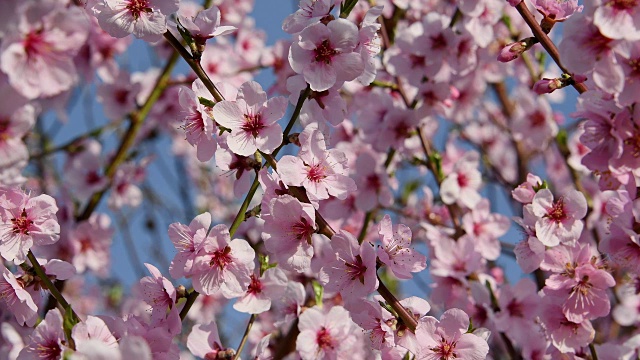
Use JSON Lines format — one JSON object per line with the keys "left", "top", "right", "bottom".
{"left": 1, "top": 0, "right": 640, "bottom": 359}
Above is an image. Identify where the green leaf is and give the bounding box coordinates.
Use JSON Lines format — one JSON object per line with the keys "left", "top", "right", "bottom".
{"left": 312, "top": 280, "right": 324, "bottom": 307}
{"left": 198, "top": 97, "right": 216, "bottom": 108}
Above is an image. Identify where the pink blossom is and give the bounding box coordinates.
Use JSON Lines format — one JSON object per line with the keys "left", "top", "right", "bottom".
{"left": 233, "top": 267, "right": 288, "bottom": 314}
{"left": 0, "top": 3, "right": 89, "bottom": 99}
{"left": 533, "top": 77, "right": 565, "bottom": 94}
{"left": 459, "top": 0, "right": 503, "bottom": 48}
{"left": 376, "top": 215, "right": 427, "bottom": 279}
{"left": 212, "top": 81, "right": 287, "bottom": 156}
{"left": 0, "top": 263, "right": 37, "bottom": 326}
{"left": 430, "top": 235, "right": 485, "bottom": 280}
{"left": 539, "top": 295, "right": 595, "bottom": 353}
{"left": 0, "top": 101, "right": 33, "bottom": 186}
{"left": 278, "top": 126, "right": 356, "bottom": 202}
{"left": 320, "top": 230, "right": 378, "bottom": 302}
{"left": 592, "top": 0, "right": 640, "bottom": 41}
{"left": 511, "top": 87, "right": 559, "bottom": 152}
{"left": 177, "top": 5, "right": 237, "bottom": 43}
{"left": 272, "top": 281, "right": 306, "bottom": 326}
{"left": 96, "top": 71, "right": 142, "bottom": 120}
{"left": 72, "top": 316, "right": 118, "bottom": 351}
{"left": 512, "top": 173, "right": 544, "bottom": 204}
{"left": 215, "top": 132, "right": 257, "bottom": 198}
{"left": 413, "top": 308, "right": 489, "bottom": 360}
{"left": 93, "top": 0, "right": 180, "bottom": 42}
{"left": 187, "top": 320, "right": 232, "bottom": 359}
{"left": 352, "top": 151, "right": 394, "bottom": 212}
{"left": 350, "top": 301, "right": 395, "bottom": 350}
{"left": 282, "top": 0, "right": 334, "bottom": 34}
{"left": 440, "top": 151, "right": 482, "bottom": 209}
{"left": 139, "top": 263, "right": 176, "bottom": 321}
{"left": 530, "top": 189, "right": 587, "bottom": 246}
{"left": 542, "top": 244, "right": 615, "bottom": 322}
{"left": 462, "top": 199, "right": 510, "bottom": 261}
{"left": 0, "top": 187, "right": 60, "bottom": 264}
{"left": 286, "top": 74, "right": 347, "bottom": 127}
{"left": 261, "top": 195, "right": 316, "bottom": 273}
{"left": 494, "top": 278, "right": 541, "bottom": 344}
{"left": 497, "top": 41, "right": 528, "bottom": 62}
{"left": 559, "top": 14, "right": 623, "bottom": 93}
{"left": 178, "top": 79, "right": 217, "bottom": 162}
{"left": 63, "top": 140, "right": 108, "bottom": 202}
{"left": 614, "top": 42, "right": 640, "bottom": 106}
{"left": 289, "top": 19, "right": 365, "bottom": 91}
{"left": 67, "top": 213, "right": 113, "bottom": 277}
{"left": 123, "top": 309, "right": 181, "bottom": 358}
{"left": 356, "top": 5, "right": 383, "bottom": 86}
{"left": 535, "top": 0, "right": 583, "bottom": 21}
{"left": 168, "top": 212, "right": 211, "bottom": 279}
{"left": 107, "top": 160, "right": 147, "bottom": 210}
{"left": 296, "top": 305, "right": 359, "bottom": 360}
{"left": 17, "top": 308, "right": 64, "bottom": 360}
{"left": 191, "top": 224, "right": 255, "bottom": 298}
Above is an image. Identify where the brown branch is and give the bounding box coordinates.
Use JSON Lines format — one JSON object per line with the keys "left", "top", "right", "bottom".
{"left": 513, "top": 1, "right": 587, "bottom": 94}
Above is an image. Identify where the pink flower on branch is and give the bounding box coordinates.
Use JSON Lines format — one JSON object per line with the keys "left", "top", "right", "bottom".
{"left": 0, "top": 187, "right": 60, "bottom": 264}
{"left": 530, "top": 189, "right": 587, "bottom": 247}
{"left": 178, "top": 80, "right": 217, "bottom": 162}
{"left": 376, "top": 215, "right": 427, "bottom": 280}
{"left": 191, "top": 224, "right": 255, "bottom": 298}
{"left": 213, "top": 81, "right": 287, "bottom": 157}
{"left": 232, "top": 267, "right": 288, "bottom": 314}
{"left": 289, "top": 19, "right": 365, "bottom": 91}
{"left": 320, "top": 230, "right": 378, "bottom": 303}
{"left": 0, "top": 3, "right": 89, "bottom": 99}
{"left": 18, "top": 308, "right": 64, "bottom": 359}
{"left": 261, "top": 195, "right": 316, "bottom": 273}
{"left": 278, "top": 126, "right": 356, "bottom": 203}
{"left": 296, "top": 305, "right": 360, "bottom": 360}
{"left": 177, "top": 5, "right": 237, "bottom": 43}
{"left": 0, "top": 262, "right": 37, "bottom": 326}
{"left": 139, "top": 263, "right": 176, "bottom": 321}
{"left": 413, "top": 308, "right": 490, "bottom": 360}
{"left": 93, "top": 0, "right": 180, "bottom": 42}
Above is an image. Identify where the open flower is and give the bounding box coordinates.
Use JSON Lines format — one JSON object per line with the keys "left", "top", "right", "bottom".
{"left": 289, "top": 19, "right": 364, "bottom": 91}
{"left": 0, "top": 187, "right": 60, "bottom": 264}
{"left": 213, "top": 81, "right": 287, "bottom": 156}
{"left": 530, "top": 189, "right": 587, "bottom": 247}
{"left": 93, "top": 0, "right": 180, "bottom": 42}
{"left": 414, "top": 308, "right": 489, "bottom": 360}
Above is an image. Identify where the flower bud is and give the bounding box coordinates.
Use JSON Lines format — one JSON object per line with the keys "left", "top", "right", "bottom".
{"left": 533, "top": 78, "right": 563, "bottom": 94}
{"left": 497, "top": 41, "right": 527, "bottom": 62}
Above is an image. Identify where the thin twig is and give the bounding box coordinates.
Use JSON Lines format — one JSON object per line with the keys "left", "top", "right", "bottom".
{"left": 233, "top": 314, "right": 258, "bottom": 360}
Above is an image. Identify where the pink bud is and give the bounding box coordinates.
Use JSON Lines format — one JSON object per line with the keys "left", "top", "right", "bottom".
{"left": 508, "top": 0, "right": 522, "bottom": 6}
{"left": 533, "top": 78, "right": 563, "bottom": 94}
{"left": 497, "top": 42, "right": 526, "bottom": 62}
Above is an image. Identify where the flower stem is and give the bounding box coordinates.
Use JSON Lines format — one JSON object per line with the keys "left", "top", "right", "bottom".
{"left": 27, "top": 251, "right": 79, "bottom": 349}
{"left": 233, "top": 314, "right": 258, "bottom": 360}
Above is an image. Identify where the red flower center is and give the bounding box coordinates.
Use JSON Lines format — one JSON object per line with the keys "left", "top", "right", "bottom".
{"left": 306, "top": 164, "right": 327, "bottom": 183}
{"left": 241, "top": 113, "right": 265, "bottom": 138}
{"left": 11, "top": 209, "right": 33, "bottom": 235}
{"left": 545, "top": 198, "right": 567, "bottom": 223}
{"left": 209, "top": 246, "right": 233, "bottom": 269}
{"left": 247, "top": 274, "right": 263, "bottom": 295}
{"left": 314, "top": 40, "right": 337, "bottom": 64}
{"left": 291, "top": 217, "right": 315, "bottom": 244}
{"left": 126, "top": 0, "right": 151, "bottom": 19}
{"left": 316, "top": 327, "right": 334, "bottom": 350}
{"left": 344, "top": 255, "right": 367, "bottom": 284}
